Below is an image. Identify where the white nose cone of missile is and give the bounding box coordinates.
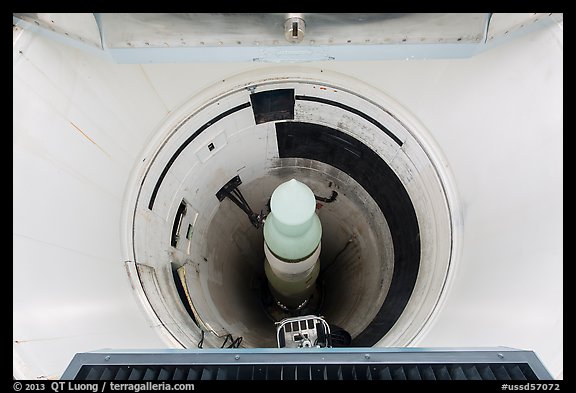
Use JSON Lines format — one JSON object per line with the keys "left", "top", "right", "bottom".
{"left": 264, "top": 179, "right": 322, "bottom": 310}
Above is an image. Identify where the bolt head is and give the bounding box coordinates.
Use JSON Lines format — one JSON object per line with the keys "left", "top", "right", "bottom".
{"left": 284, "top": 17, "right": 305, "bottom": 43}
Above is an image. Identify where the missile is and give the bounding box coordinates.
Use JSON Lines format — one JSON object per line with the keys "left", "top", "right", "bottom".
{"left": 263, "top": 179, "right": 322, "bottom": 310}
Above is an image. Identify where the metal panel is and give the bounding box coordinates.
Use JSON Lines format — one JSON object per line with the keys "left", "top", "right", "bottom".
{"left": 486, "top": 13, "right": 561, "bottom": 41}
{"left": 12, "top": 13, "right": 563, "bottom": 62}
{"left": 61, "top": 348, "right": 553, "bottom": 380}
{"left": 13, "top": 13, "right": 102, "bottom": 48}
{"left": 93, "top": 13, "right": 488, "bottom": 48}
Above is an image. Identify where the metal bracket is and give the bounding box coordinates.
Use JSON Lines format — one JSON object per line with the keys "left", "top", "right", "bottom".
{"left": 276, "top": 315, "right": 332, "bottom": 348}
{"left": 215, "top": 175, "right": 263, "bottom": 229}
{"left": 315, "top": 190, "right": 338, "bottom": 203}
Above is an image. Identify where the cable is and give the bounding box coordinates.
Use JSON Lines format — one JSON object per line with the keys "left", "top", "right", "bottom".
{"left": 199, "top": 331, "right": 243, "bottom": 349}
{"left": 230, "top": 336, "right": 243, "bottom": 348}
{"left": 197, "top": 330, "right": 204, "bottom": 349}
{"left": 221, "top": 334, "right": 243, "bottom": 348}
{"left": 220, "top": 334, "right": 232, "bottom": 348}
{"left": 320, "top": 234, "right": 355, "bottom": 276}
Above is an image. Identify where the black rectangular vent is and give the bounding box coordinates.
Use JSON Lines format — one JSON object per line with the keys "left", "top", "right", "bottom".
{"left": 73, "top": 362, "right": 539, "bottom": 381}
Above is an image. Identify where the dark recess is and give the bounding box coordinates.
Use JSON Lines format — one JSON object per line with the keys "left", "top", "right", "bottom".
{"left": 250, "top": 89, "right": 295, "bottom": 124}
{"left": 170, "top": 200, "right": 187, "bottom": 247}
{"left": 276, "top": 121, "right": 420, "bottom": 346}
{"left": 170, "top": 263, "right": 198, "bottom": 326}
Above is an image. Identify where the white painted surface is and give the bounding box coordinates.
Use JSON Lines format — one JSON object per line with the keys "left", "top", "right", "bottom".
{"left": 13, "top": 18, "right": 562, "bottom": 379}
{"left": 13, "top": 28, "right": 170, "bottom": 380}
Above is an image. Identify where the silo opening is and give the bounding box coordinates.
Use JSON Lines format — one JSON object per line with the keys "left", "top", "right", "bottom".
{"left": 128, "top": 75, "right": 454, "bottom": 351}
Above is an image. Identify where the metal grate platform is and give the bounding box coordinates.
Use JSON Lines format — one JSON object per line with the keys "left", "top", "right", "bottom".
{"left": 61, "top": 347, "right": 553, "bottom": 380}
